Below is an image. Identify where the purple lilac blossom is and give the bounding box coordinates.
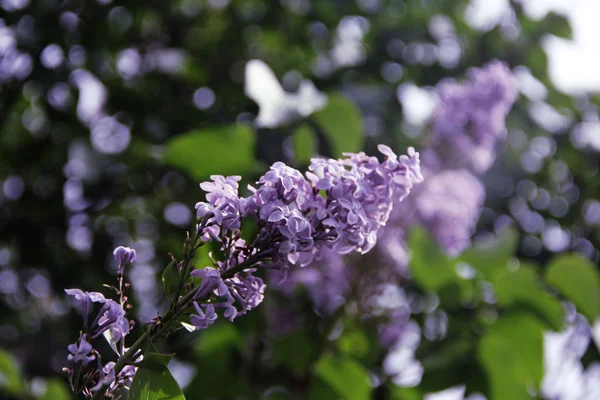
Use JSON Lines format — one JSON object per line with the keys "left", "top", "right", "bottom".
{"left": 65, "top": 246, "right": 137, "bottom": 396}
{"left": 67, "top": 334, "right": 95, "bottom": 364}
{"left": 66, "top": 289, "right": 130, "bottom": 343}
{"left": 190, "top": 146, "right": 422, "bottom": 328}
{"left": 425, "top": 60, "right": 518, "bottom": 175}
{"left": 382, "top": 60, "right": 516, "bottom": 266}
{"left": 113, "top": 246, "right": 136, "bottom": 275}
{"left": 386, "top": 168, "right": 485, "bottom": 259}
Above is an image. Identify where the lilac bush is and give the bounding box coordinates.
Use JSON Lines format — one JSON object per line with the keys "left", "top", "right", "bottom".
{"left": 64, "top": 145, "right": 422, "bottom": 398}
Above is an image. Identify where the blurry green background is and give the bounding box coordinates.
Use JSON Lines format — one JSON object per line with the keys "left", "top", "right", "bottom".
{"left": 1, "top": 0, "right": 600, "bottom": 399}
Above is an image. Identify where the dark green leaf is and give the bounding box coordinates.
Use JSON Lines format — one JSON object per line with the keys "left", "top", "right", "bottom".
{"left": 0, "top": 348, "right": 25, "bottom": 396}
{"left": 163, "top": 124, "right": 257, "bottom": 180}
{"left": 545, "top": 253, "right": 600, "bottom": 323}
{"left": 539, "top": 13, "right": 572, "bottom": 40}
{"left": 272, "top": 331, "right": 319, "bottom": 375}
{"left": 307, "top": 378, "right": 340, "bottom": 400}
{"left": 494, "top": 264, "right": 564, "bottom": 330}
{"left": 129, "top": 353, "right": 185, "bottom": 400}
{"left": 477, "top": 312, "right": 545, "bottom": 400}
{"left": 311, "top": 94, "right": 363, "bottom": 157}
{"left": 314, "top": 355, "right": 371, "bottom": 400}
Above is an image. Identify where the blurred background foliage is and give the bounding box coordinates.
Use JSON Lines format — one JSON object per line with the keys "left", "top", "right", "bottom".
{"left": 1, "top": 0, "right": 599, "bottom": 399}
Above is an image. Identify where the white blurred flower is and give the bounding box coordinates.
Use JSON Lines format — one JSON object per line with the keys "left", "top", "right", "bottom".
{"left": 383, "top": 321, "right": 423, "bottom": 387}
{"left": 542, "top": 315, "right": 600, "bottom": 400}
{"left": 425, "top": 386, "right": 466, "bottom": 400}
{"left": 244, "top": 59, "right": 327, "bottom": 128}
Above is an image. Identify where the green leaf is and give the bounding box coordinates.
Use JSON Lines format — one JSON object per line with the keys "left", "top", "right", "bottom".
{"left": 545, "top": 253, "right": 600, "bottom": 323}
{"left": 494, "top": 264, "right": 564, "bottom": 330}
{"left": 388, "top": 386, "right": 421, "bottom": 400}
{"left": 307, "top": 378, "right": 340, "bottom": 400}
{"left": 292, "top": 126, "right": 317, "bottom": 163}
{"left": 314, "top": 355, "right": 371, "bottom": 400}
{"left": 0, "top": 348, "right": 25, "bottom": 396}
{"left": 186, "top": 324, "right": 250, "bottom": 398}
{"left": 130, "top": 353, "right": 185, "bottom": 400}
{"left": 337, "top": 329, "right": 370, "bottom": 359}
{"left": 460, "top": 228, "right": 518, "bottom": 279}
{"left": 162, "top": 260, "right": 179, "bottom": 303}
{"left": 408, "top": 226, "right": 458, "bottom": 292}
{"left": 477, "top": 312, "right": 545, "bottom": 400}
{"left": 38, "top": 379, "right": 70, "bottom": 400}
{"left": 163, "top": 124, "right": 257, "bottom": 180}
{"left": 195, "top": 323, "right": 242, "bottom": 356}
{"left": 311, "top": 94, "right": 363, "bottom": 157}
{"left": 539, "top": 12, "right": 572, "bottom": 40}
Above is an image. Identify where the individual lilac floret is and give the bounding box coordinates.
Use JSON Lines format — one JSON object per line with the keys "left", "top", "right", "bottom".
{"left": 190, "top": 303, "right": 217, "bottom": 330}
{"left": 67, "top": 334, "right": 95, "bottom": 364}
{"left": 113, "top": 246, "right": 136, "bottom": 275}
{"left": 427, "top": 60, "right": 518, "bottom": 174}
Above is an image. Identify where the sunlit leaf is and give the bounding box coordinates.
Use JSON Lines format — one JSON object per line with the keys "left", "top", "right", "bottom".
{"left": 388, "top": 385, "right": 422, "bottom": 400}
{"left": 0, "top": 348, "right": 25, "bottom": 396}
{"left": 195, "top": 323, "right": 242, "bottom": 356}
{"left": 314, "top": 355, "right": 371, "bottom": 400}
{"left": 311, "top": 94, "right": 363, "bottom": 157}
{"left": 129, "top": 352, "right": 185, "bottom": 400}
{"left": 163, "top": 124, "right": 257, "bottom": 180}
{"left": 494, "top": 264, "right": 564, "bottom": 330}
{"left": 337, "top": 329, "right": 370, "bottom": 359}
{"left": 460, "top": 227, "right": 518, "bottom": 279}
{"left": 38, "top": 379, "right": 70, "bottom": 400}
{"left": 545, "top": 253, "right": 600, "bottom": 323}
{"left": 408, "top": 226, "right": 458, "bottom": 292}
{"left": 292, "top": 125, "right": 317, "bottom": 163}
{"left": 477, "top": 312, "right": 545, "bottom": 399}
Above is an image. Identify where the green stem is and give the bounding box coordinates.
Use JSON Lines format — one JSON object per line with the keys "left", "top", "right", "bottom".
{"left": 90, "top": 286, "right": 202, "bottom": 399}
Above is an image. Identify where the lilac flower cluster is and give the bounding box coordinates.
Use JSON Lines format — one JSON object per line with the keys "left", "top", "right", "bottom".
{"left": 385, "top": 168, "right": 486, "bottom": 258}
{"left": 187, "top": 145, "right": 422, "bottom": 330}
{"left": 64, "top": 248, "right": 137, "bottom": 397}
{"left": 387, "top": 61, "right": 517, "bottom": 259}
{"left": 426, "top": 60, "right": 518, "bottom": 175}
